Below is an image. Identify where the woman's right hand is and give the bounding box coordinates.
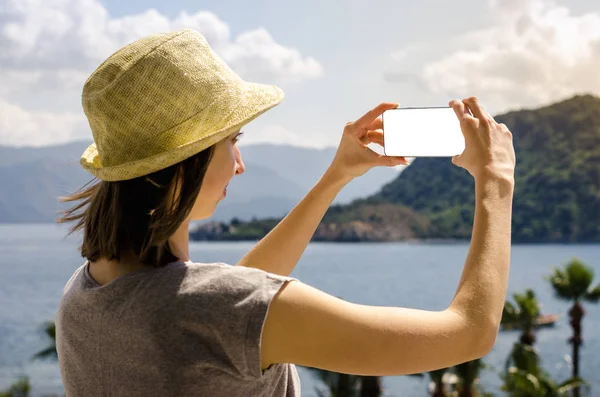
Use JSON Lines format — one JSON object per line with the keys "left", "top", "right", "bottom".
{"left": 450, "top": 97, "right": 516, "bottom": 183}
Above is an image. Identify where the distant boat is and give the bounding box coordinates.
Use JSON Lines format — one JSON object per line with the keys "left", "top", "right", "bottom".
{"left": 501, "top": 314, "right": 560, "bottom": 331}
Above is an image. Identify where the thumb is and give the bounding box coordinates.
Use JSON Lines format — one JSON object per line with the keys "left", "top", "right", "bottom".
{"left": 379, "top": 155, "right": 408, "bottom": 167}
{"left": 452, "top": 155, "right": 460, "bottom": 166}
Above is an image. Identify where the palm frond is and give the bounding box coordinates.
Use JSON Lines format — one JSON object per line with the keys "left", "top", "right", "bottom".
{"left": 505, "top": 343, "right": 542, "bottom": 376}
{"left": 0, "top": 376, "right": 30, "bottom": 397}
{"left": 31, "top": 347, "right": 58, "bottom": 361}
{"left": 514, "top": 289, "right": 541, "bottom": 323}
{"left": 584, "top": 284, "right": 600, "bottom": 303}
{"left": 556, "top": 376, "right": 590, "bottom": 396}
{"left": 31, "top": 321, "right": 57, "bottom": 362}
{"left": 564, "top": 259, "right": 594, "bottom": 297}
{"left": 503, "top": 367, "right": 543, "bottom": 395}
{"left": 547, "top": 266, "right": 575, "bottom": 301}
{"left": 502, "top": 301, "right": 519, "bottom": 324}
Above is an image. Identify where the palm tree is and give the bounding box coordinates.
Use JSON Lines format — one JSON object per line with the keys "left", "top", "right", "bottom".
{"left": 429, "top": 367, "right": 451, "bottom": 397}
{"left": 408, "top": 361, "right": 489, "bottom": 397}
{"left": 31, "top": 321, "right": 57, "bottom": 361}
{"left": 406, "top": 366, "right": 456, "bottom": 397}
{"left": 547, "top": 258, "right": 600, "bottom": 397}
{"left": 502, "top": 343, "right": 588, "bottom": 397}
{"left": 501, "top": 289, "right": 541, "bottom": 345}
{"left": 452, "top": 359, "right": 485, "bottom": 397}
{"left": 0, "top": 376, "right": 30, "bottom": 397}
{"left": 358, "top": 376, "right": 382, "bottom": 397}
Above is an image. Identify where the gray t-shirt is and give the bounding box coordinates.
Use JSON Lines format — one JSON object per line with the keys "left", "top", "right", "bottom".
{"left": 56, "top": 260, "right": 300, "bottom": 396}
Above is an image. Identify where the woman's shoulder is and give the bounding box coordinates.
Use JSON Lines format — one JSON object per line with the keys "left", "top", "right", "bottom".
{"left": 60, "top": 260, "right": 295, "bottom": 306}
{"left": 180, "top": 261, "right": 296, "bottom": 293}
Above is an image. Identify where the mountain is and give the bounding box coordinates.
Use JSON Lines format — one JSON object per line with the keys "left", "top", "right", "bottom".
{"left": 370, "top": 94, "right": 600, "bottom": 242}
{"left": 0, "top": 141, "right": 89, "bottom": 168}
{"left": 232, "top": 144, "right": 401, "bottom": 204}
{"left": 0, "top": 141, "right": 399, "bottom": 223}
{"left": 210, "top": 162, "right": 302, "bottom": 222}
{"left": 191, "top": 94, "right": 600, "bottom": 243}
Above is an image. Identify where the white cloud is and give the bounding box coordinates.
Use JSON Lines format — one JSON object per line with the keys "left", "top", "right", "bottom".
{"left": 388, "top": 0, "right": 600, "bottom": 113}
{"left": 0, "top": 0, "right": 323, "bottom": 146}
{"left": 0, "top": 98, "right": 88, "bottom": 147}
{"left": 0, "top": 68, "right": 89, "bottom": 98}
{"left": 223, "top": 28, "right": 323, "bottom": 84}
{"left": 0, "top": 0, "right": 322, "bottom": 81}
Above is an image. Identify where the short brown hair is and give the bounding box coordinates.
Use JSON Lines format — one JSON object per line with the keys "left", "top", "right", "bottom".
{"left": 58, "top": 147, "right": 215, "bottom": 267}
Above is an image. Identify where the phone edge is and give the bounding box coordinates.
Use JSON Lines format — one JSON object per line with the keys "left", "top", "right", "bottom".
{"left": 382, "top": 109, "right": 388, "bottom": 156}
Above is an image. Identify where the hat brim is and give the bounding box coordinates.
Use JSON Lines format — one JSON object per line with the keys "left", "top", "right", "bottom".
{"left": 80, "top": 81, "right": 284, "bottom": 181}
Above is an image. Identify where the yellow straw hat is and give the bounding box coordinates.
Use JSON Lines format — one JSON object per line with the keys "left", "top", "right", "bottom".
{"left": 80, "top": 29, "right": 284, "bottom": 181}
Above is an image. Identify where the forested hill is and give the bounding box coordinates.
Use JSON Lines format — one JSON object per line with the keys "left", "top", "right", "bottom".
{"left": 366, "top": 94, "right": 600, "bottom": 242}
{"left": 191, "top": 94, "right": 600, "bottom": 243}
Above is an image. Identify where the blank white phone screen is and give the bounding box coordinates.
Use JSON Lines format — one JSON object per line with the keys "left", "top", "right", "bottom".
{"left": 383, "top": 107, "right": 465, "bottom": 157}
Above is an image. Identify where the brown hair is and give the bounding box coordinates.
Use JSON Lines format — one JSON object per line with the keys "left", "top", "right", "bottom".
{"left": 58, "top": 147, "right": 215, "bottom": 267}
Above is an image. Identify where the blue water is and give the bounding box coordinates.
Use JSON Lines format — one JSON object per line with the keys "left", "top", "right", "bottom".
{"left": 0, "top": 224, "right": 599, "bottom": 397}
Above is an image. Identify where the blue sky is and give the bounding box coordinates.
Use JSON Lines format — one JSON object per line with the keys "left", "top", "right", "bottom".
{"left": 1, "top": 0, "right": 599, "bottom": 148}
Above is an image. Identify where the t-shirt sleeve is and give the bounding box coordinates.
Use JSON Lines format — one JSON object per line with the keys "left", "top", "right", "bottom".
{"left": 242, "top": 268, "right": 297, "bottom": 379}
{"left": 177, "top": 262, "right": 297, "bottom": 380}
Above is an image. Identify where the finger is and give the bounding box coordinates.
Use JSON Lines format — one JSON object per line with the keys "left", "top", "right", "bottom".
{"left": 450, "top": 99, "right": 476, "bottom": 125}
{"left": 355, "top": 102, "right": 399, "bottom": 128}
{"left": 378, "top": 153, "right": 409, "bottom": 166}
{"left": 364, "top": 131, "right": 409, "bottom": 165}
{"left": 449, "top": 99, "right": 467, "bottom": 119}
{"left": 462, "top": 97, "right": 487, "bottom": 121}
{"left": 362, "top": 146, "right": 408, "bottom": 166}
{"left": 450, "top": 100, "right": 477, "bottom": 139}
{"left": 361, "top": 144, "right": 408, "bottom": 166}
{"left": 367, "top": 117, "right": 383, "bottom": 131}
{"left": 365, "top": 130, "right": 384, "bottom": 146}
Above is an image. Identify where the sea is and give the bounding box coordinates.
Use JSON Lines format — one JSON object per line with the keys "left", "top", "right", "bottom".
{"left": 0, "top": 224, "right": 599, "bottom": 397}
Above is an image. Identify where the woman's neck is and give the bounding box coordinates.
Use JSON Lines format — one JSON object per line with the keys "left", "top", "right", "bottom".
{"left": 169, "top": 220, "right": 191, "bottom": 263}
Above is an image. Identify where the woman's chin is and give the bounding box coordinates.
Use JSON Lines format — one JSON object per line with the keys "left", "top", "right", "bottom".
{"left": 187, "top": 206, "right": 217, "bottom": 222}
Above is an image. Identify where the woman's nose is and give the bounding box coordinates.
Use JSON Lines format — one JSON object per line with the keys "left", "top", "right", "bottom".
{"left": 235, "top": 149, "right": 245, "bottom": 175}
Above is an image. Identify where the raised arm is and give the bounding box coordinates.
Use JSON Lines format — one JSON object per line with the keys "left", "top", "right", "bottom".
{"left": 260, "top": 97, "right": 516, "bottom": 375}
{"left": 236, "top": 102, "right": 408, "bottom": 276}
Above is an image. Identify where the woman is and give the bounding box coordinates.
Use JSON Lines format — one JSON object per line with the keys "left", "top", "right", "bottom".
{"left": 56, "top": 29, "right": 516, "bottom": 396}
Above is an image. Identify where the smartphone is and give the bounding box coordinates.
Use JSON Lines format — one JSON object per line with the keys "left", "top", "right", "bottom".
{"left": 382, "top": 106, "right": 465, "bottom": 157}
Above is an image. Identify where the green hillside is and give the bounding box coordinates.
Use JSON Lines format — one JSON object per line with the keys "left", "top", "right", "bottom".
{"left": 191, "top": 94, "right": 600, "bottom": 243}
{"left": 370, "top": 94, "right": 600, "bottom": 242}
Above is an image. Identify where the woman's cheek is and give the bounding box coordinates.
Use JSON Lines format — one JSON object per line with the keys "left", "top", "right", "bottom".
{"left": 229, "top": 147, "right": 238, "bottom": 171}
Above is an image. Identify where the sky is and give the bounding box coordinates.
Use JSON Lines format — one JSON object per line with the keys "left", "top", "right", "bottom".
{"left": 1, "top": 0, "right": 599, "bottom": 148}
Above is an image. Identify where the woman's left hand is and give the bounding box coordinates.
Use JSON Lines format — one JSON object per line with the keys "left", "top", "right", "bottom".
{"left": 329, "top": 102, "right": 409, "bottom": 182}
